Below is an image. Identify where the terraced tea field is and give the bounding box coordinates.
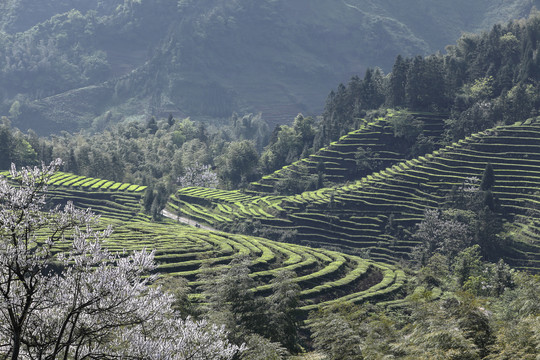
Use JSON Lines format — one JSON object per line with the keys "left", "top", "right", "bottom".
{"left": 1, "top": 170, "right": 411, "bottom": 312}
{"left": 167, "top": 187, "right": 288, "bottom": 227}
{"left": 1, "top": 171, "right": 148, "bottom": 221}
{"left": 92, "top": 220, "right": 407, "bottom": 313}
{"left": 249, "top": 110, "right": 447, "bottom": 193}
{"left": 172, "top": 118, "right": 540, "bottom": 271}
{"left": 0, "top": 171, "right": 147, "bottom": 220}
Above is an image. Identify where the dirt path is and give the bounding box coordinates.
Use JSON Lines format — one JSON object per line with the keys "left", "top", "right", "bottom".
{"left": 161, "top": 209, "right": 216, "bottom": 231}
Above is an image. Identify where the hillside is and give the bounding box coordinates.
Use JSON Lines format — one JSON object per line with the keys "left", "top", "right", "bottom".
{"left": 3, "top": 2, "right": 540, "bottom": 357}
{"left": 0, "top": 170, "right": 412, "bottom": 315}
{"left": 2, "top": 136, "right": 538, "bottom": 358}
{"left": 249, "top": 109, "right": 447, "bottom": 193}
{"left": 1, "top": 0, "right": 538, "bottom": 133}
{"left": 170, "top": 115, "right": 540, "bottom": 272}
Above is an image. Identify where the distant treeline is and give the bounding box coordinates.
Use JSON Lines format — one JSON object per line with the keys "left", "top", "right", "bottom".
{"left": 0, "top": 112, "right": 268, "bottom": 193}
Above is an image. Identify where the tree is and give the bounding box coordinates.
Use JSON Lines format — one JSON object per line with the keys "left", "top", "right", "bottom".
{"left": 143, "top": 184, "right": 155, "bottom": 213}
{"left": 486, "top": 272, "right": 540, "bottom": 359}
{"left": 168, "top": 113, "right": 175, "bottom": 127}
{"left": 480, "top": 163, "right": 495, "bottom": 191}
{"left": 0, "top": 125, "right": 13, "bottom": 169}
{"left": 394, "top": 299, "right": 481, "bottom": 360}
{"left": 267, "top": 270, "right": 301, "bottom": 352}
{"left": 8, "top": 101, "right": 21, "bottom": 120}
{"left": 388, "top": 112, "right": 423, "bottom": 154}
{"left": 150, "top": 182, "right": 169, "bottom": 220}
{"left": 292, "top": 114, "right": 315, "bottom": 148}
{"left": 453, "top": 245, "right": 484, "bottom": 288}
{"left": 354, "top": 146, "right": 381, "bottom": 176}
{"left": 413, "top": 209, "right": 473, "bottom": 262}
{"left": 199, "top": 258, "right": 302, "bottom": 357}
{"left": 147, "top": 116, "right": 158, "bottom": 134}
{"left": 200, "top": 257, "right": 266, "bottom": 342}
{"left": 360, "top": 68, "right": 385, "bottom": 109}
{"left": 388, "top": 55, "right": 409, "bottom": 107}
{"left": 406, "top": 55, "right": 447, "bottom": 110}
{"left": 259, "top": 125, "right": 302, "bottom": 175}
{"left": 0, "top": 160, "right": 243, "bottom": 359}
{"left": 274, "top": 164, "right": 317, "bottom": 195}
{"left": 177, "top": 162, "right": 219, "bottom": 188}
{"left": 218, "top": 141, "right": 259, "bottom": 188}
{"left": 310, "top": 310, "right": 363, "bottom": 360}
{"left": 487, "top": 315, "right": 540, "bottom": 360}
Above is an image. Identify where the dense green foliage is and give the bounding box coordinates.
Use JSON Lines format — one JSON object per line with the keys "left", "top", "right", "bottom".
{"left": 0, "top": 119, "right": 37, "bottom": 169}
{"left": 0, "top": 114, "right": 270, "bottom": 198}
{"left": 259, "top": 114, "right": 317, "bottom": 175}
{"left": 308, "top": 248, "right": 540, "bottom": 360}
{"left": 319, "top": 12, "right": 540, "bottom": 146}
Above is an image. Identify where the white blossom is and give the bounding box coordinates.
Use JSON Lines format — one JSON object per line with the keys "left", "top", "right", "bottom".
{"left": 177, "top": 162, "right": 219, "bottom": 188}
{"left": 0, "top": 160, "right": 243, "bottom": 359}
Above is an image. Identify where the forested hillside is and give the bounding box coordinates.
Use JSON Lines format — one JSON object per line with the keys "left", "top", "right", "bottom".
{"left": 1, "top": 0, "right": 538, "bottom": 134}
{"left": 156, "top": 14, "right": 540, "bottom": 271}
{"left": 3, "top": 3, "right": 540, "bottom": 358}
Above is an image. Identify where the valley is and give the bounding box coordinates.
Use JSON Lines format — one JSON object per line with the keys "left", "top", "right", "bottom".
{"left": 1, "top": 1, "right": 540, "bottom": 358}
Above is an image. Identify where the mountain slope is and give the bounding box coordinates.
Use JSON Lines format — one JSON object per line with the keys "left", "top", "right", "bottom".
{"left": 249, "top": 110, "right": 447, "bottom": 193}
{"left": 0, "top": 170, "right": 409, "bottom": 312}
{"left": 169, "top": 116, "right": 540, "bottom": 271}
{"left": 1, "top": 0, "right": 538, "bottom": 133}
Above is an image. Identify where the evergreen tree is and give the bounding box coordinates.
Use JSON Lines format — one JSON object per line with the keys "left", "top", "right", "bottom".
{"left": 360, "top": 68, "right": 385, "bottom": 109}
{"left": 480, "top": 163, "right": 495, "bottom": 191}
{"left": 453, "top": 245, "right": 484, "bottom": 287}
{"left": 67, "top": 148, "right": 78, "bottom": 174}
{"left": 310, "top": 311, "right": 363, "bottom": 360}
{"left": 147, "top": 116, "right": 158, "bottom": 134}
{"left": 406, "top": 56, "right": 427, "bottom": 110}
{"left": 388, "top": 55, "right": 408, "bottom": 107}
{"left": 143, "top": 185, "right": 155, "bottom": 213}
{"left": 267, "top": 270, "right": 300, "bottom": 352}
{"left": 200, "top": 257, "right": 267, "bottom": 342}
{"left": 0, "top": 125, "right": 13, "bottom": 170}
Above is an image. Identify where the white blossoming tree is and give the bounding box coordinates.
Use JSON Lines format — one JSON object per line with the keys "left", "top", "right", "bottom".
{"left": 0, "top": 159, "right": 243, "bottom": 359}
{"left": 177, "top": 162, "right": 219, "bottom": 189}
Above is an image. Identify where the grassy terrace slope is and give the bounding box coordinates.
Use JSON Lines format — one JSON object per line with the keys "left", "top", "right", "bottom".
{"left": 167, "top": 187, "right": 290, "bottom": 228}
{"left": 0, "top": 170, "right": 408, "bottom": 312}
{"left": 46, "top": 172, "right": 148, "bottom": 221}
{"left": 249, "top": 110, "right": 447, "bottom": 193}
{"left": 1, "top": 171, "right": 148, "bottom": 221}
{"left": 172, "top": 118, "right": 540, "bottom": 271}
{"left": 79, "top": 220, "right": 407, "bottom": 313}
